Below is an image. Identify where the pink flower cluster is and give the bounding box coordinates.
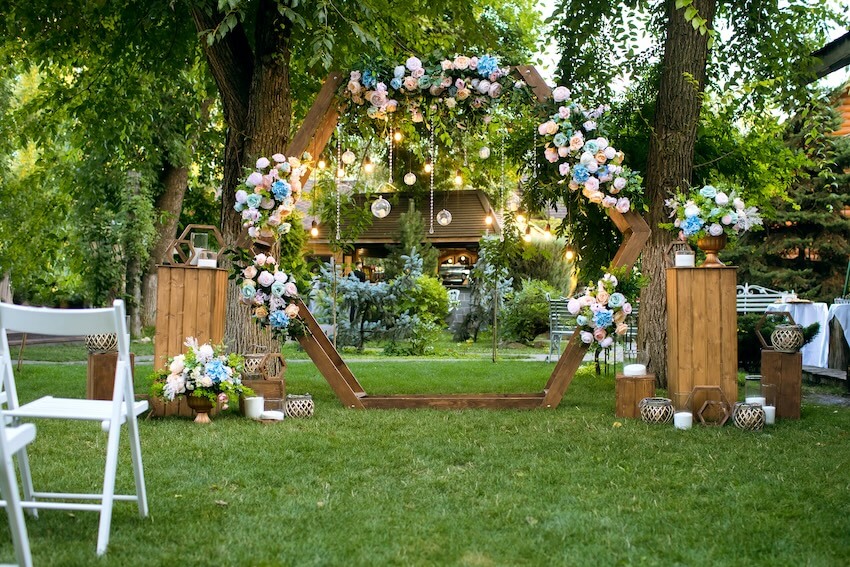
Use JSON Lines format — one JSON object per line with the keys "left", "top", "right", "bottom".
{"left": 567, "top": 273, "right": 633, "bottom": 350}
{"left": 538, "top": 89, "right": 638, "bottom": 212}
{"left": 238, "top": 253, "right": 300, "bottom": 337}
{"left": 234, "top": 153, "right": 310, "bottom": 242}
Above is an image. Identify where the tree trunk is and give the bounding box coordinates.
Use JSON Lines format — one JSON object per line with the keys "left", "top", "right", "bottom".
{"left": 194, "top": 1, "right": 294, "bottom": 355}
{"left": 639, "top": 0, "right": 717, "bottom": 388}
{"left": 141, "top": 162, "right": 189, "bottom": 328}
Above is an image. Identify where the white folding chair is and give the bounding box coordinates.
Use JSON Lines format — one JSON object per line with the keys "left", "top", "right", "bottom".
{"left": 0, "top": 300, "right": 148, "bottom": 556}
{"left": 0, "top": 415, "right": 36, "bottom": 567}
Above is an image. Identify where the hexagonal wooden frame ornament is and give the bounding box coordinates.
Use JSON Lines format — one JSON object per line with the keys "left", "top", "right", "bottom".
{"left": 254, "top": 66, "right": 651, "bottom": 410}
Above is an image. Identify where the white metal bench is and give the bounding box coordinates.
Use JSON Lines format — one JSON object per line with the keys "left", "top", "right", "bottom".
{"left": 546, "top": 293, "right": 575, "bottom": 362}
{"left": 736, "top": 283, "right": 793, "bottom": 314}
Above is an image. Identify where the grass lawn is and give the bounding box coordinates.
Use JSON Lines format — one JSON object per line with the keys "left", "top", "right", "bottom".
{"left": 0, "top": 359, "right": 848, "bottom": 565}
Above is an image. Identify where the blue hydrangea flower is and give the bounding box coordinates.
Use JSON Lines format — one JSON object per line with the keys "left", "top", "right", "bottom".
{"left": 246, "top": 193, "right": 262, "bottom": 209}
{"left": 269, "top": 310, "right": 290, "bottom": 329}
{"left": 593, "top": 309, "right": 614, "bottom": 328}
{"left": 272, "top": 180, "right": 291, "bottom": 200}
{"left": 204, "top": 359, "right": 228, "bottom": 384}
{"left": 573, "top": 165, "right": 590, "bottom": 183}
{"left": 362, "top": 69, "right": 377, "bottom": 88}
{"left": 700, "top": 185, "right": 717, "bottom": 199}
{"left": 681, "top": 215, "right": 705, "bottom": 236}
{"left": 477, "top": 55, "right": 500, "bottom": 77}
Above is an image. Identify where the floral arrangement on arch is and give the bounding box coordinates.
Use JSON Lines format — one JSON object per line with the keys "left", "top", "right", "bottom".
{"left": 234, "top": 153, "right": 311, "bottom": 242}
{"left": 150, "top": 337, "right": 252, "bottom": 406}
{"left": 236, "top": 252, "right": 305, "bottom": 340}
{"left": 537, "top": 86, "right": 643, "bottom": 212}
{"left": 567, "top": 268, "right": 645, "bottom": 350}
{"left": 341, "top": 54, "right": 529, "bottom": 121}
{"left": 663, "top": 184, "right": 763, "bottom": 241}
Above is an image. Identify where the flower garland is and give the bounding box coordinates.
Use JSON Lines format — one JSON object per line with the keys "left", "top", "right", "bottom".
{"left": 537, "top": 87, "right": 642, "bottom": 211}
{"left": 567, "top": 272, "right": 634, "bottom": 350}
{"left": 234, "top": 153, "right": 311, "bottom": 242}
{"left": 237, "top": 252, "right": 305, "bottom": 340}
{"left": 663, "top": 185, "right": 763, "bottom": 241}
{"left": 151, "top": 337, "right": 251, "bottom": 406}
{"left": 341, "top": 54, "right": 528, "bottom": 121}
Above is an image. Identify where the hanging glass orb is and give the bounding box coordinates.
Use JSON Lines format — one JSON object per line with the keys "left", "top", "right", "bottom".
{"left": 371, "top": 195, "right": 391, "bottom": 219}
{"left": 479, "top": 146, "right": 491, "bottom": 160}
{"left": 436, "top": 209, "right": 453, "bottom": 226}
{"left": 341, "top": 150, "right": 356, "bottom": 165}
{"left": 506, "top": 193, "right": 521, "bottom": 212}
{"left": 403, "top": 172, "right": 417, "bottom": 186}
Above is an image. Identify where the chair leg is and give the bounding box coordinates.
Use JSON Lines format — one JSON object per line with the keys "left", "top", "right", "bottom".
{"left": 0, "top": 456, "right": 33, "bottom": 567}
{"left": 126, "top": 414, "right": 148, "bottom": 518}
{"left": 96, "top": 421, "right": 122, "bottom": 556}
{"left": 15, "top": 448, "right": 37, "bottom": 519}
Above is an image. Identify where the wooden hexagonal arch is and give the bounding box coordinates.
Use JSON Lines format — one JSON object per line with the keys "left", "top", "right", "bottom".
{"left": 278, "top": 66, "right": 650, "bottom": 410}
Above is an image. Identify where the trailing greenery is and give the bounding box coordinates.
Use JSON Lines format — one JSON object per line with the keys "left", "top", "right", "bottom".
{"left": 5, "top": 360, "right": 850, "bottom": 565}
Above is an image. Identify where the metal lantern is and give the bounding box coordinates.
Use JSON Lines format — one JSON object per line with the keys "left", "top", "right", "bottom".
{"left": 371, "top": 195, "right": 391, "bottom": 219}
{"left": 436, "top": 209, "right": 452, "bottom": 226}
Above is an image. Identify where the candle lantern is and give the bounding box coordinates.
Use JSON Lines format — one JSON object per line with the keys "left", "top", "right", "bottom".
{"left": 744, "top": 374, "right": 765, "bottom": 405}
{"left": 673, "top": 391, "right": 693, "bottom": 430}
{"left": 190, "top": 232, "right": 209, "bottom": 266}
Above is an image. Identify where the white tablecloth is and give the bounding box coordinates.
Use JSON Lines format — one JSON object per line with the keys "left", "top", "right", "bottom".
{"left": 828, "top": 303, "right": 850, "bottom": 348}
{"left": 765, "top": 303, "right": 829, "bottom": 368}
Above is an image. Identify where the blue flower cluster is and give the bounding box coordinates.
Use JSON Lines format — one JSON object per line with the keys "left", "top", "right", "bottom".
{"left": 269, "top": 310, "right": 290, "bottom": 329}
{"left": 362, "top": 69, "right": 378, "bottom": 88}
{"left": 477, "top": 55, "right": 499, "bottom": 77}
{"left": 573, "top": 164, "right": 590, "bottom": 183}
{"left": 204, "top": 359, "right": 228, "bottom": 384}
{"left": 681, "top": 215, "right": 704, "bottom": 236}
{"left": 593, "top": 309, "right": 614, "bottom": 328}
{"left": 272, "top": 180, "right": 291, "bottom": 200}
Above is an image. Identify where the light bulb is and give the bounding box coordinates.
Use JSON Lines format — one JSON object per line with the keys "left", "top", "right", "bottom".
{"left": 436, "top": 209, "right": 452, "bottom": 226}
{"left": 393, "top": 131, "right": 403, "bottom": 142}
{"left": 363, "top": 158, "right": 375, "bottom": 174}
{"left": 341, "top": 150, "right": 356, "bottom": 165}
{"left": 310, "top": 220, "right": 319, "bottom": 238}
{"left": 485, "top": 214, "right": 493, "bottom": 226}
{"left": 565, "top": 249, "right": 575, "bottom": 261}
{"left": 523, "top": 226, "right": 532, "bottom": 242}
{"left": 516, "top": 214, "right": 526, "bottom": 225}
{"left": 337, "top": 167, "right": 345, "bottom": 178}
{"left": 403, "top": 172, "right": 417, "bottom": 186}
{"left": 453, "top": 170, "right": 463, "bottom": 186}
{"left": 424, "top": 159, "right": 433, "bottom": 174}
{"left": 317, "top": 159, "right": 327, "bottom": 170}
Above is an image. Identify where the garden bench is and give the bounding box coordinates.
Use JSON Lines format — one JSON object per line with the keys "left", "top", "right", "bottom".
{"left": 546, "top": 293, "right": 574, "bottom": 362}
{"left": 736, "top": 283, "right": 791, "bottom": 314}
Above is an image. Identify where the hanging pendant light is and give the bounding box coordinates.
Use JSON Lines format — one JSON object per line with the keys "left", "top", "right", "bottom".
{"left": 393, "top": 131, "right": 403, "bottom": 142}
{"left": 506, "top": 193, "right": 521, "bottom": 212}
{"left": 423, "top": 158, "right": 433, "bottom": 174}
{"left": 564, "top": 246, "right": 576, "bottom": 262}
{"left": 453, "top": 170, "right": 463, "bottom": 186}
{"left": 317, "top": 159, "right": 327, "bottom": 170}
{"left": 310, "top": 220, "right": 319, "bottom": 238}
{"left": 523, "top": 225, "right": 532, "bottom": 242}
{"left": 341, "top": 150, "right": 356, "bottom": 165}
{"left": 403, "top": 172, "right": 417, "bottom": 186}
{"left": 371, "top": 194, "right": 391, "bottom": 218}
{"left": 436, "top": 209, "right": 452, "bottom": 226}
{"left": 479, "top": 146, "right": 491, "bottom": 159}
{"left": 363, "top": 156, "right": 375, "bottom": 174}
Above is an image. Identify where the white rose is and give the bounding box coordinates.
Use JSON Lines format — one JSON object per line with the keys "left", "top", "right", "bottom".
{"left": 405, "top": 56, "right": 422, "bottom": 71}
{"left": 552, "top": 86, "right": 570, "bottom": 102}
{"left": 256, "top": 157, "right": 270, "bottom": 169}
{"left": 684, "top": 204, "right": 701, "bottom": 218}
{"left": 715, "top": 192, "right": 729, "bottom": 206}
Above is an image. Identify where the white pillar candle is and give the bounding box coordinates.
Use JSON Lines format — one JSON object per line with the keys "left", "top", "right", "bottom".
{"left": 243, "top": 396, "right": 265, "bottom": 419}
{"left": 675, "top": 253, "right": 695, "bottom": 267}
{"left": 623, "top": 364, "right": 647, "bottom": 376}
{"left": 763, "top": 405, "right": 776, "bottom": 425}
{"left": 674, "top": 411, "right": 693, "bottom": 430}
{"left": 745, "top": 396, "right": 766, "bottom": 406}
{"left": 198, "top": 258, "right": 217, "bottom": 268}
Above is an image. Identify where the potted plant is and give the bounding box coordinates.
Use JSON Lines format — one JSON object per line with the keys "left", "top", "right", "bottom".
{"left": 662, "top": 184, "right": 763, "bottom": 267}
{"left": 151, "top": 337, "right": 253, "bottom": 423}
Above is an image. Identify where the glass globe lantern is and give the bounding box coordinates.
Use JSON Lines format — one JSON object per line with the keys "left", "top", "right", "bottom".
{"left": 371, "top": 195, "right": 391, "bottom": 219}
{"left": 403, "top": 172, "right": 417, "bottom": 186}
{"left": 436, "top": 209, "right": 452, "bottom": 226}
{"left": 479, "top": 146, "right": 491, "bottom": 159}
{"left": 341, "top": 150, "right": 356, "bottom": 165}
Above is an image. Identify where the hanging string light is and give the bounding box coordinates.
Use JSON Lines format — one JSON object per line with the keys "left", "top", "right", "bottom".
{"left": 429, "top": 124, "right": 436, "bottom": 235}
{"left": 310, "top": 220, "right": 319, "bottom": 238}
{"left": 499, "top": 129, "right": 506, "bottom": 241}
{"left": 336, "top": 125, "right": 342, "bottom": 240}
{"left": 387, "top": 128, "right": 394, "bottom": 185}
{"left": 532, "top": 124, "right": 538, "bottom": 179}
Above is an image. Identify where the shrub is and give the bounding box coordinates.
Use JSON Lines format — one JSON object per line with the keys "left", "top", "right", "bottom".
{"left": 395, "top": 274, "right": 449, "bottom": 325}
{"left": 501, "top": 279, "right": 559, "bottom": 344}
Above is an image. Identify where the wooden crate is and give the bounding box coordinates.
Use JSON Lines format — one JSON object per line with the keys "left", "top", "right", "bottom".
{"left": 86, "top": 353, "right": 136, "bottom": 400}
{"left": 761, "top": 350, "right": 802, "bottom": 419}
{"left": 153, "top": 265, "right": 228, "bottom": 371}
{"left": 615, "top": 373, "right": 656, "bottom": 418}
{"left": 667, "top": 267, "right": 738, "bottom": 408}
{"left": 240, "top": 379, "right": 286, "bottom": 414}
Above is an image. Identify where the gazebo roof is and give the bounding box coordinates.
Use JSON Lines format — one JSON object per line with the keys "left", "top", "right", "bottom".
{"left": 300, "top": 189, "right": 502, "bottom": 247}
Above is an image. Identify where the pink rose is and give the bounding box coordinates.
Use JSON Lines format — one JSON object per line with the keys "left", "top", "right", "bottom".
{"left": 596, "top": 291, "right": 610, "bottom": 305}
{"left": 405, "top": 56, "right": 422, "bottom": 72}
{"left": 488, "top": 83, "right": 502, "bottom": 98}
{"left": 569, "top": 135, "right": 584, "bottom": 151}
{"left": 440, "top": 76, "right": 452, "bottom": 88}
{"left": 558, "top": 146, "right": 569, "bottom": 157}
{"left": 403, "top": 76, "right": 419, "bottom": 91}
{"left": 258, "top": 271, "right": 275, "bottom": 287}
{"left": 613, "top": 177, "right": 627, "bottom": 191}
{"left": 567, "top": 298, "right": 581, "bottom": 315}
{"left": 552, "top": 86, "right": 570, "bottom": 102}
{"left": 622, "top": 303, "right": 633, "bottom": 315}
{"left": 616, "top": 198, "right": 631, "bottom": 213}
{"left": 469, "top": 56, "right": 478, "bottom": 69}
{"left": 412, "top": 67, "right": 425, "bottom": 78}
{"left": 602, "top": 196, "right": 617, "bottom": 208}
{"left": 593, "top": 328, "right": 607, "bottom": 341}
{"left": 545, "top": 147, "right": 559, "bottom": 163}
{"left": 254, "top": 253, "right": 267, "bottom": 265}
{"left": 284, "top": 303, "right": 300, "bottom": 318}
{"left": 246, "top": 172, "right": 263, "bottom": 187}
{"left": 453, "top": 56, "right": 470, "bottom": 69}
{"left": 284, "top": 282, "right": 298, "bottom": 297}
{"left": 441, "top": 60, "right": 454, "bottom": 71}
{"left": 559, "top": 163, "right": 571, "bottom": 177}
{"left": 580, "top": 331, "right": 594, "bottom": 344}
{"left": 243, "top": 266, "right": 257, "bottom": 279}
{"left": 347, "top": 80, "right": 362, "bottom": 95}
{"left": 349, "top": 70, "right": 361, "bottom": 81}
{"left": 599, "top": 337, "right": 614, "bottom": 348}
{"left": 584, "top": 177, "right": 600, "bottom": 192}
{"left": 558, "top": 106, "right": 570, "bottom": 119}
{"left": 477, "top": 79, "right": 491, "bottom": 94}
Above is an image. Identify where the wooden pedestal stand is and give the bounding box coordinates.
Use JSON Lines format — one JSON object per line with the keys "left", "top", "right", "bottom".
{"left": 86, "top": 352, "right": 136, "bottom": 400}
{"left": 761, "top": 350, "right": 802, "bottom": 419}
{"left": 615, "top": 373, "right": 656, "bottom": 418}
{"left": 667, "top": 267, "right": 738, "bottom": 410}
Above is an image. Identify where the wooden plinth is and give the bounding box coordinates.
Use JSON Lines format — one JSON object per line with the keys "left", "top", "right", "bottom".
{"left": 761, "top": 350, "right": 802, "bottom": 419}
{"left": 86, "top": 352, "right": 136, "bottom": 400}
{"left": 154, "top": 265, "right": 228, "bottom": 369}
{"left": 667, "top": 267, "right": 738, "bottom": 408}
{"left": 615, "top": 374, "right": 656, "bottom": 418}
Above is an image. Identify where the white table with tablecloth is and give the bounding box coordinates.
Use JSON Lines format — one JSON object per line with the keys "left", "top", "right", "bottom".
{"left": 765, "top": 302, "right": 829, "bottom": 368}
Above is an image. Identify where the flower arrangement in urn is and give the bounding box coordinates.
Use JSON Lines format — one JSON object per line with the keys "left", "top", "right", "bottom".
{"left": 567, "top": 267, "right": 646, "bottom": 350}
{"left": 150, "top": 337, "right": 252, "bottom": 406}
